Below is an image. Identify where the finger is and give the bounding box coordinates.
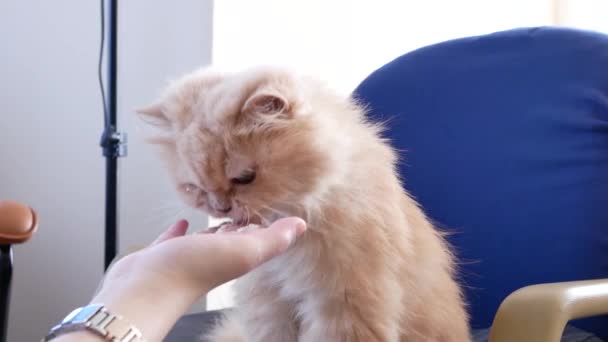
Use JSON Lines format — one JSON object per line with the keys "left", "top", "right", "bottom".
{"left": 185, "top": 217, "right": 307, "bottom": 292}
{"left": 152, "top": 219, "right": 189, "bottom": 245}
{"left": 242, "top": 217, "right": 307, "bottom": 268}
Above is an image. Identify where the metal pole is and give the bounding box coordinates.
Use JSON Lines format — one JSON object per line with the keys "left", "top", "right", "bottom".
{"left": 0, "top": 245, "right": 13, "bottom": 342}
{"left": 100, "top": 0, "right": 126, "bottom": 270}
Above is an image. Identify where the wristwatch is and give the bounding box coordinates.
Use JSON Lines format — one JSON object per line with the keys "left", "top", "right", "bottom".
{"left": 42, "top": 303, "right": 145, "bottom": 341}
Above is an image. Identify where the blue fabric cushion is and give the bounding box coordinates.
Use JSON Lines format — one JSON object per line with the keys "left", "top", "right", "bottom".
{"left": 354, "top": 27, "right": 608, "bottom": 338}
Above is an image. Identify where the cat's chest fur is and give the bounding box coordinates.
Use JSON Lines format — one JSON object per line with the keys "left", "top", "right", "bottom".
{"left": 235, "top": 207, "right": 405, "bottom": 301}
{"left": 238, "top": 231, "right": 330, "bottom": 302}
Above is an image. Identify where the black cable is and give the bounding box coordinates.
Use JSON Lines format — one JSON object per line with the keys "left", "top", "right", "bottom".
{"left": 99, "top": 0, "right": 108, "bottom": 127}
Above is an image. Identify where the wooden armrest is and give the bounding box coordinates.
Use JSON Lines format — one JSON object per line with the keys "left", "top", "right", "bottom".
{"left": 489, "top": 278, "right": 608, "bottom": 342}
{"left": 0, "top": 200, "right": 38, "bottom": 244}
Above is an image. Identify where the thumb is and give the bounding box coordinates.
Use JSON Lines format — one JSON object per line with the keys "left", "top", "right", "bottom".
{"left": 243, "top": 217, "right": 307, "bottom": 267}
{"left": 152, "top": 219, "right": 189, "bottom": 245}
{"left": 192, "top": 217, "right": 307, "bottom": 293}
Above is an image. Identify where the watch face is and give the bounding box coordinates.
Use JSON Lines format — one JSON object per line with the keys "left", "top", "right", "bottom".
{"left": 62, "top": 304, "right": 103, "bottom": 324}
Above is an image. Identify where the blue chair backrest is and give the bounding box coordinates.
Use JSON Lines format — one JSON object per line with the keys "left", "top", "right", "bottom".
{"left": 354, "top": 27, "right": 608, "bottom": 338}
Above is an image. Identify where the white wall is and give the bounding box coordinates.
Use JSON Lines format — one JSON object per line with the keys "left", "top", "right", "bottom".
{"left": 0, "top": 1, "right": 212, "bottom": 341}
{"left": 213, "top": 0, "right": 554, "bottom": 94}
{"left": 555, "top": 0, "right": 608, "bottom": 32}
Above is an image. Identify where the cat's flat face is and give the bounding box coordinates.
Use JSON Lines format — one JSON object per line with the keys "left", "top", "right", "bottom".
{"left": 138, "top": 67, "right": 333, "bottom": 225}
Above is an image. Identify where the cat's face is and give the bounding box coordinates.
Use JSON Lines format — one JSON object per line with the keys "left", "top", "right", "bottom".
{"left": 138, "top": 67, "right": 336, "bottom": 225}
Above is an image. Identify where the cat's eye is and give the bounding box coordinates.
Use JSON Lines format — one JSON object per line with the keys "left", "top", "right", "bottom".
{"left": 231, "top": 170, "right": 256, "bottom": 185}
{"left": 179, "top": 183, "right": 199, "bottom": 194}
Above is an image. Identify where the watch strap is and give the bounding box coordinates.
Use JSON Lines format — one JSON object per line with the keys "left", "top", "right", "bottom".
{"left": 42, "top": 304, "right": 144, "bottom": 342}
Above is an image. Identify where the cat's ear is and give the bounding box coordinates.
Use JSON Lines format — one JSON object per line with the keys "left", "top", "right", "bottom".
{"left": 242, "top": 90, "right": 289, "bottom": 117}
{"left": 136, "top": 102, "right": 170, "bottom": 128}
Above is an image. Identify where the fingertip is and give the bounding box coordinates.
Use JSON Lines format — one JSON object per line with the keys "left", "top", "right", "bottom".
{"left": 172, "top": 219, "right": 189, "bottom": 233}
{"left": 293, "top": 218, "right": 307, "bottom": 236}
{"left": 272, "top": 217, "right": 307, "bottom": 232}
{"left": 177, "top": 218, "right": 189, "bottom": 227}
{"left": 267, "top": 217, "right": 307, "bottom": 244}
{"left": 152, "top": 219, "right": 190, "bottom": 245}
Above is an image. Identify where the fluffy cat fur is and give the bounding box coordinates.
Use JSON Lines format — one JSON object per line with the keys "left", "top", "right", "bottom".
{"left": 138, "top": 66, "right": 470, "bottom": 342}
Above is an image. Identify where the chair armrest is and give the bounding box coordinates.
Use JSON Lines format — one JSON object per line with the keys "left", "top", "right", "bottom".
{"left": 489, "top": 278, "right": 608, "bottom": 342}
{"left": 0, "top": 200, "right": 38, "bottom": 244}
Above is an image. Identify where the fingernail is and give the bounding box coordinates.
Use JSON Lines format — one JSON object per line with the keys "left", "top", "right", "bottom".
{"left": 294, "top": 219, "right": 307, "bottom": 236}
{"left": 275, "top": 218, "right": 307, "bottom": 245}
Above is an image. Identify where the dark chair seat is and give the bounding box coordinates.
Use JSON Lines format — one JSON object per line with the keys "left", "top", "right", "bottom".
{"left": 164, "top": 310, "right": 605, "bottom": 342}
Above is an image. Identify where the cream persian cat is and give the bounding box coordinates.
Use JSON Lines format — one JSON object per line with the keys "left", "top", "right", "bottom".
{"left": 138, "top": 66, "right": 470, "bottom": 342}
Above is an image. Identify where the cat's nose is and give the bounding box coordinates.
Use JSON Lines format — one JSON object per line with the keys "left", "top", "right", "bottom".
{"left": 216, "top": 205, "right": 232, "bottom": 214}
{"left": 209, "top": 192, "right": 232, "bottom": 214}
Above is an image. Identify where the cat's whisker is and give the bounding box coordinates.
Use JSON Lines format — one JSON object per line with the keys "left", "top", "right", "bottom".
{"left": 260, "top": 202, "right": 331, "bottom": 228}
{"left": 154, "top": 198, "right": 184, "bottom": 210}
{"left": 245, "top": 206, "right": 252, "bottom": 226}
{"left": 250, "top": 208, "right": 269, "bottom": 226}
{"left": 251, "top": 205, "right": 279, "bottom": 224}
{"left": 262, "top": 201, "right": 328, "bottom": 227}
{"left": 149, "top": 202, "right": 181, "bottom": 214}
{"left": 171, "top": 207, "right": 187, "bottom": 223}
{"left": 147, "top": 202, "right": 186, "bottom": 221}
{"left": 142, "top": 197, "right": 193, "bottom": 231}
{"left": 144, "top": 204, "right": 183, "bottom": 224}
{"left": 259, "top": 204, "right": 290, "bottom": 220}
{"left": 159, "top": 207, "right": 187, "bottom": 229}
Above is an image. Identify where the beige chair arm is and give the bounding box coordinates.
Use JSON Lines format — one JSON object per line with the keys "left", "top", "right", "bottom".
{"left": 489, "top": 278, "right": 608, "bottom": 342}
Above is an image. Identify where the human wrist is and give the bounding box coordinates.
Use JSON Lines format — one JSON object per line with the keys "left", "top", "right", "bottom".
{"left": 47, "top": 275, "right": 203, "bottom": 342}
{"left": 43, "top": 302, "right": 146, "bottom": 342}
{"left": 90, "top": 277, "right": 200, "bottom": 341}
{"left": 47, "top": 331, "right": 105, "bottom": 342}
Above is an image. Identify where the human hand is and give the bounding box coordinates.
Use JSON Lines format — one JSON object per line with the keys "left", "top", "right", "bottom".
{"left": 88, "top": 217, "right": 306, "bottom": 341}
